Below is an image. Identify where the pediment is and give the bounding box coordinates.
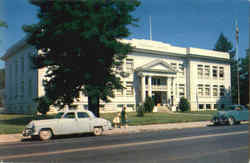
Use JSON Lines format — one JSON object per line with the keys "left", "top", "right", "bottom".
{"left": 136, "top": 59, "right": 177, "bottom": 74}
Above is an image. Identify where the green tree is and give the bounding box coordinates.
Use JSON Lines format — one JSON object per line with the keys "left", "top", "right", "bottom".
{"left": 0, "top": 69, "right": 5, "bottom": 89}
{"left": 178, "top": 97, "right": 190, "bottom": 112}
{"left": 0, "top": 20, "right": 7, "bottom": 28}
{"left": 143, "top": 96, "right": 154, "bottom": 112}
{"left": 23, "top": 0, "right": 140, "bottom": 117}
{"left": 213, "top": 33, "right": 237, "bottom": 103}
{"left": 239, "top": 53, "right": 249, "bottom": 105}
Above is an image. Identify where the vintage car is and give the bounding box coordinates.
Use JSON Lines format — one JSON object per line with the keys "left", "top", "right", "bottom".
{"left": 211, "top": 105, "right": 249, "bottom": 125}
{"left": 22, "top": 110, "right": 112, "bottom": 140}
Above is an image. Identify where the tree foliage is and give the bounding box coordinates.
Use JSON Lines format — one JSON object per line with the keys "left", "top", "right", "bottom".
{"left": 178, "top": 97, "right": 190, "bottom": 112}
{"left": 23, "top": 0, "right": 140, "bottom": 117}
{"left": 0, "top": 20, "right": 8, "bottom": 28}
{"left": 239, "top": 53, "right": 249, "bottom": 105}
{"left": 143, "top": 96, "right": 154, "bottom": 113}
{"left": 36, "top": 96, "right": 52, "bottom": 115}
{"left": 213, "top": 33, "right": 237, "bottom": 103}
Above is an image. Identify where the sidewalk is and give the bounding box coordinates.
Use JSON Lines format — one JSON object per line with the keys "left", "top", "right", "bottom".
{"left": 0, "top": 121, "right": 212, "bottom": 144}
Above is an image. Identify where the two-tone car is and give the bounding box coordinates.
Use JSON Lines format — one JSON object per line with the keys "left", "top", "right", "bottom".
{"left": 211, "top": 105, "right": 248, "bottom": 125}
{"left": 22, "top": 110, "right": 112, "bottom": 140}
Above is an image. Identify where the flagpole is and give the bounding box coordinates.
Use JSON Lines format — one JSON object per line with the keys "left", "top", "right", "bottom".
{"left": 235, "top": 20, "right": 240, "bottom": 105}
{"left": 149, "top": 16, "right": 152, "bottom": 40}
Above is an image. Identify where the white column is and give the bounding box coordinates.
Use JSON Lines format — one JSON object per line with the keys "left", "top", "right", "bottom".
{"left": 148, "top": 76, "right": 152, "bottom": 97}
{"left": 173, "top": 77, "right": 176, "bottom": 106}
{"left": 141, "top": 75, "right": 145, "bottom": 102}
{"left": 167, "top": 77, "right": 171, "bottom": 105}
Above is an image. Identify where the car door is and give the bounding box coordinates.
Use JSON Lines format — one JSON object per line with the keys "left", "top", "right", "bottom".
{"left": 76, "top": 112, "right": 91, "bottom": 133}
{"left": 239, "top": 107, "right": 248, "bottom": 121}
{"left": 59, "top": 112, "right": 79, "bottom": 135}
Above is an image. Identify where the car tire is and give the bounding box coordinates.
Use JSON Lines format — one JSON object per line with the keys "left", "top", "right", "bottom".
{"left": 93, "top": 127, "right": 103, "bottom": 136}
{"left": 39, "top": 129, "right": 53, "bottom": 141}
{"left": 228, "top": 117, "right": 235, "bottom": 126}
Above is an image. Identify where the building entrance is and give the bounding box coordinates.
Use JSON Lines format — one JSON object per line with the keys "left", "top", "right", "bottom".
{"left": 152, "top": 91, "right": 167, "bottom": 106}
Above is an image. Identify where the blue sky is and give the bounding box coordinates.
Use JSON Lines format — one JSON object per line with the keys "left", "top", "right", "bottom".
{"left": 0, "top": 0, "right": 249, "bottom": 68}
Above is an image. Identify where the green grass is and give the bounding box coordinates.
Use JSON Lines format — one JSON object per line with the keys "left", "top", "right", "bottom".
{"left": 101, "top": 112, "right": 214, "bottom": 126}
{"left": 0, "top": 111, "right": 214, "bottom": 135}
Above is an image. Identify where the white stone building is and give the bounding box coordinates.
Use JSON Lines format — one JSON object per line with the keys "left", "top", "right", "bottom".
{"left": 1, "top": 38, "right": 231, "bottom": 114}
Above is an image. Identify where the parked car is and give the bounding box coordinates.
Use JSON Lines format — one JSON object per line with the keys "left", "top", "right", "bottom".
{"left": 22, "top": 110, "right": 112, "bottom": 140}
{"left": 211, "top": 105, "right": 248, "bottom": 125}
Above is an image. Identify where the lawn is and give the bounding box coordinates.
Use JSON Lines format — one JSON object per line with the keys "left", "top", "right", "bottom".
{"left": 0, "top": 111, "right": 214, "bottom": 135}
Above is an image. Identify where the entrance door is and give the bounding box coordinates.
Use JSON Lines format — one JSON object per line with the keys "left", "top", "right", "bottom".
{"left": 152, "top": 92, "right": 162, "bottom": 106}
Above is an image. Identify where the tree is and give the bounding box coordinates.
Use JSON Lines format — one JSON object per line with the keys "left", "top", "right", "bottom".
{"left": 0, "top": 69, "right": 5, "bottom": 89}
{"left": 23, "top": 0, "right": 140, "bottom": 117}
{"left": 213, "top": 33, "right": 237, "bottom": 103}
{"left": 178, "top": 97, "right": 190, "bottom": 112}
{"left": 143, "top": 96, "right": 154, "bottom": 112}
{"left": 0, "top": 20, "right": 7, "bottom": 28}
{"left": 238, "top": 53, "right": 249, "bottom": 105}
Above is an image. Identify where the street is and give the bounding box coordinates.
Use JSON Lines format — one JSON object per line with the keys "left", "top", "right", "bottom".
{"left": 0, "top": 124, "right": 248, "bottom": 163}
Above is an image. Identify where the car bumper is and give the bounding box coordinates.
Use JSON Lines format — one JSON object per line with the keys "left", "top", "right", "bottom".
{"left": 22, "top": 128, "right": 37, "bottom": 137}
{"left": 211, "top": 117, "right": 228, "bottom": 124}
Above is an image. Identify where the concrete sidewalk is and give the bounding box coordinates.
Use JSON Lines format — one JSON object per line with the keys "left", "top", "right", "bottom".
{"left": 0, "top": 121, "right": 212, "bottom": 144}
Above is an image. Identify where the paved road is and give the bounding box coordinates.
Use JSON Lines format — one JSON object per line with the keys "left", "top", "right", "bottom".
{"left": 0, "top": 124, "right": 248, "bottom": 163}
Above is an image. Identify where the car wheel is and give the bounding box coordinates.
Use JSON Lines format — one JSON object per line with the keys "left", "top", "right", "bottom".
{"left": 228, "top": 117, "right": 235, "bottom": 126}
{"left": 213, "top": 117, "right": 219, "bottom": 125}
{"left": 39, "top": 129, "right": 53, "bottom": 141}
{"left": 93, "top": 127, "right": 103, "bottom": 136}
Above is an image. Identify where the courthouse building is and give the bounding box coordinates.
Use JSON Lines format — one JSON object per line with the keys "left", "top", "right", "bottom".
{"left": 1, "top": 38, "right": 232, "bottom": 113}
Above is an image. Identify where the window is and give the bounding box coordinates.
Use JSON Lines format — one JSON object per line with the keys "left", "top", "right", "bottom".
{"left": 179, "top": 64, "right": 184, "bottom": 76}
{"left": 64, "top": 112, "right": 75, "bottom": 119}
{"left": 83, "top": 105, "right": 88, "bottom": 110}
{"left": 117, "top": 104, "right": 124, "bottom": 108}
{"left": 179, "top": 84, "right": 185, "bottom": 97}
{"left": 214, "top": 104, "right": 218, "bottom": 109}
{"left": 15, "top": 60, "right": 18, "bottom": 76}
{"left": 198, "top": 84, "right": 203, "bottom": 96}
{"left": 213, "top": 85, "right": 218, "bottom": 96}
{"left": 117, "top": 62, "right": 123, "bottom": 72}
{"left": 206, "top": 104, "right": 211, "bottom": 109}
{"left": 127, "top": 104, "right": 134, "bottom": 108}
{"left": 77, "top": 112, "right": 89, "bottom": 118}
{"left": 204, "top": 65, "right": 210, "bottom": 78}
{"left": 21, "top": 56, "right": 24, "bottom": 73}
{"left": 126, "top": 82, "right": 133, "bottom": 96}
{"left": 116, "top": 89, "right": 123, "bottom": 96}
{"left": 212, "top": 66, "right": 218, "bottom": 78}
{"left": 171, "top": 63, "right": 177, "bottom": 69}
{"left": 199, "top": 104, "right": 204, "bottom": 110}
{"left": 197, "top": 65, "right": 203, "bottom": 79}
{"left": 28, "top": 79, "right": 32, "bottom": 96}
{"left": 205, "top": 85, "right": 210, "bottom": 96}
{"left": 219, "top": 67, "right": 224, "bottom": 79}
{"left": 220, "top": 85, "right": 225, "bottom": 96}
{"left": 125, "top": 59, "right": 133, "bottom": 73}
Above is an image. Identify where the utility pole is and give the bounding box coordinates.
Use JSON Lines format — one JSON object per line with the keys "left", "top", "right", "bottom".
{"left": 235, "top": 20, "right": 240, "bottom": 105}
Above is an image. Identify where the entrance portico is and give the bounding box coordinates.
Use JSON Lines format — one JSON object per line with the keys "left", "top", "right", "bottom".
{"left": 136, "top": 60, "right": 178, "bottom": 107}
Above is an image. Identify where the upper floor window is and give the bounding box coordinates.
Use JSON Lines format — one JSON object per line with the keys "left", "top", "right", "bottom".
{"left": 126, "top": 81, "right": 133, "bottom": 96}
{"left": 213, "top": 85, "right": 218, "bottom": 96}
{"left": 212, "top": 66, "right": 218, "bottom": 79}
{"left": 205, "top": 85, "right": 210, "bottom": 96}
{"left": 171, "top": 63, "right": 177, "bottom": 69}
{"left": 179, "top": 84, "right": 185, "bottom": 97}
{"left": 219, "top": 67, "right": 224, "bottom": 80}
{"left": 179, "top": 64, "right": 184, "bottom": 76}
{"left": 125, "top": 59, "right": 133, "bottom": 73}
{"left": 15, "top": 60, "right": 18, "bottom": 76}
{"left": 197, "top": 65, "right": 203, "bottom": 79}
{"left": 220, "top": 85, "right": 225, "bottom": 96}
{"left": 198, "top": 84, "right": 203, "bottom": 96}
{"left": 20, "top": 81, "right": 24, "bottom": 98}
{"left": 204, "top": 65, "right": 210, "bottom": 78}
{"left": 21, "top": 56, "right": 24, "bottom": 73}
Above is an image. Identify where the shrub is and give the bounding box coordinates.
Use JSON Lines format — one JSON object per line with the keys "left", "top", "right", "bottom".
{"left": 144, "top": 96, "right": 154, "bottom": 113}
{"left": 178, "top": 97, "right": 190, "bottom": 112}
{"left": 36, "top": 96, "right": 51, "bottom": 115}
{"left": 136, "top": 104, "right": 144, "bottom": 117}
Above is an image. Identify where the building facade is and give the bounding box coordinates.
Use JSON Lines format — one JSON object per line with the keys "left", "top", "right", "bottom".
{"left": 1, "top": 39, "right": 231, "bottom": 113}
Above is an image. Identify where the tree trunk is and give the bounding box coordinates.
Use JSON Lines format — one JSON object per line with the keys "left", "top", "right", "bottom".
{"left": 88, "top": 96, "right": 100, "bottom": 117}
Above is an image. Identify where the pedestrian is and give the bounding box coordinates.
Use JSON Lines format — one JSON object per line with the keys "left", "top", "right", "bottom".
{"left": 121, "top": 107, "right": 128, "bottom": 128}
{"left": 113, "top": 112, "right": 121, "bottom": 128}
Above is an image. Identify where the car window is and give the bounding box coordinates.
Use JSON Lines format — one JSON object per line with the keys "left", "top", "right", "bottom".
{"left": 55, "top": 112, "right": 64, "bottom": 119}
{"left": 77, "top": 112, "right": 90, "bottom": 118}
{"left": 64, "top": 112, "right": 76, "bottom": 119}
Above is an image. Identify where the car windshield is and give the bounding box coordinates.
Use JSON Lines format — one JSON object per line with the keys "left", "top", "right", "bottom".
{"left": 55, "top": 112, "right": 64, "bottom": 119}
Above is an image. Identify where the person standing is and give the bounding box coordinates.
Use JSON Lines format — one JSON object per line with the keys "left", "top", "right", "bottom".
{"left": 121, "top": 107, "right": 128, "bottom": 128}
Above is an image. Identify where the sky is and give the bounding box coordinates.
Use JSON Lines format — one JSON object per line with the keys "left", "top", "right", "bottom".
{"left": 0, "top": 0, "right": 249, "bottom": 69}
